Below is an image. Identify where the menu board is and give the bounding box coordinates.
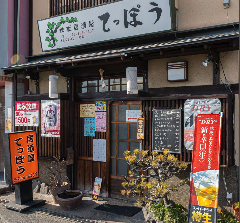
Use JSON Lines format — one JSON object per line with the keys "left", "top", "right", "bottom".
{"left": 152, "top": 109, "right": 181, "bottom": 153}
{"left": 80, "top": 104, "right": 95, "bottom": 117}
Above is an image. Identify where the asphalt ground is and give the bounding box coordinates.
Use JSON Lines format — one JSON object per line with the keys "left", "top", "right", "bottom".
{"left": 0, "top": 192, "right": 145, "bottom": 223}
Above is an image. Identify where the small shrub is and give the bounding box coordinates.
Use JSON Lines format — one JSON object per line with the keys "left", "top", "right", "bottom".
{"left": 149, "top": 201, "right": 188, "bottom": 223}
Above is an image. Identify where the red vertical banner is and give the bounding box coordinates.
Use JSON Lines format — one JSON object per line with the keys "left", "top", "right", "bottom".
{"left": 188, "top": 114, "right": 222, "bottom": 223}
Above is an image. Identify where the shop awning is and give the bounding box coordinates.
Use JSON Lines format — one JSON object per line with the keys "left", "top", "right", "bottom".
{"left": 2, "top": 30, "right": 239, "bottom": 72}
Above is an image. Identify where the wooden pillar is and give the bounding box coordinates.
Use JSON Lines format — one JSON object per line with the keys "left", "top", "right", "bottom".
{"left": 213, "top": 53, "right": 220, "bottom": 85}
{"left": 68, "top": 77, "right": 76, "bottom": 189}
{"left": 226, "top": 94, "right": 234, "bottom": 167}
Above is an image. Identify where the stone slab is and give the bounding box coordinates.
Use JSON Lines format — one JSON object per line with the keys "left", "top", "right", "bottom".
{"left": 4, "top": 199, "right": 46, "bottom": 213}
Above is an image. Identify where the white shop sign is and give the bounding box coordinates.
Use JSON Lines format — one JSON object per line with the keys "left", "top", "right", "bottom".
{"left": 38, "top": 0, "right": 175, "bottom": 52}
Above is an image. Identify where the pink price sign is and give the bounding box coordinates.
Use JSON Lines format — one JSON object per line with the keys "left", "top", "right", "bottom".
{"left": 15, "top": 101, "right": 39, "bottom": 127}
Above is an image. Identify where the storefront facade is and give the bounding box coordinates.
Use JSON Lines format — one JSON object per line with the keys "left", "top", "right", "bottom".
{"left": 2, "top": 0, "right": 239, "bottom": 206}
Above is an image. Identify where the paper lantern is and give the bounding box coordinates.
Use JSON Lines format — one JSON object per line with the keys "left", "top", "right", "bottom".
{"left": 49, "top": 75, "right": 58, "bottom": 98}
{"left": 126, "top": 67, "right": 138, "bottom": 94}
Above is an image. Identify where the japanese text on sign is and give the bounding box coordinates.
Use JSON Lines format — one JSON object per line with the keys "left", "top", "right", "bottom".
{"left": 137, "top": 118, "right": 144, "bottom": 139}
{"left": 15, "top": 101, "right": 39, "bottom": 127}
{"left": 188, "top": 114, "right": 222, "bottom": 223}
{"left": 184, "top": 99, "right": 221, "bottom": 150}
{"left": 38, "top": 0, "right": 174, "bottom": 51}
{"left": 9, "top": 131, "right": 39, "bottom": 184}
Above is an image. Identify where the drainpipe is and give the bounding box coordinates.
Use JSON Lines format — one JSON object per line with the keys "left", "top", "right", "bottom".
{"left": 12, "top": 0, "right": 19, "bottom": 130}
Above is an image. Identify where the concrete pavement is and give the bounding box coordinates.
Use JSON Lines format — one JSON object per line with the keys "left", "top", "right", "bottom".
{"left": 0, "top": 192, "right": 145, "bottom": 223}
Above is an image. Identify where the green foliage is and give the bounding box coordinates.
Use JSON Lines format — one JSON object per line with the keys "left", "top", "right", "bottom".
{"left": 234, "top": 202, "right": 239, "bottom": 209}
{"left": 149, "top": 201, "right": 188, "bottom": 223}
{"left": 45, "top": 16, "right": 78, "bottom": 48}
{"left": 217, "top": 209, "right": 238, "bottom": 223}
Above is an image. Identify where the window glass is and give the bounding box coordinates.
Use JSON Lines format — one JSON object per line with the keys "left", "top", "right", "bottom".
{"left": 137, "top": 77, "right": 143, "bottom": 83}
{"left": 88, "top": 87, "right": 97, "bottom": 93}
{"left": 82, "top": 88, "right": 87, "bottom": 93}
{"left": 138, "top": 84, "right": 143, "bottom": 90}
{"left": 118, "top": 160, "right": 127, "bottom": 176}
{"left": 122, "top": 78, "right": 127, "bottom": 85}
{"left": 99, "top": 79, "right": 109, "bottom": 92}
{"left": 111, "top": 123, "right": 116, "bottom": 139}
{"left": 82, "top": 81, "right": 87, "bottom": 87}
{"left": 118, "top": 124, "right": 127, "bottom": 139}
{"left": 110, "top": 105, "right": 116, "bottom": 121}
{"left": 122, "top": 85, "right": 127, "bottom": 91}
{"left": 118, "top": 105, "right": 127, "bottom": 121}
{"left": 111, "top": 159, "right": 116, "bottom": 175}
{"left": 118, "top": 142, "right": 128, "bottom": 158}
{"left": 130, "top": 123, "right": 137, "bottom": 140}
{"left": 110, "top": 85, "right": 120, "bottom": 91}
{"left": 111, "top": 141, "right": 116, "bottom": 157}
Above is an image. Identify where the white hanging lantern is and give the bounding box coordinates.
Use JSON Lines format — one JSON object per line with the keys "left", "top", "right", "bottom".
{"left": 49, "top": 75, "right": 59, "bottom": 98}
{"left": 126, "top": 67, "right": 138, "bottom": 94}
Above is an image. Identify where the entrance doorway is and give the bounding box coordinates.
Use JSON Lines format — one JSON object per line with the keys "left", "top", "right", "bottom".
{"left": 110, "top": 101, "right": 142, "bottom": 198}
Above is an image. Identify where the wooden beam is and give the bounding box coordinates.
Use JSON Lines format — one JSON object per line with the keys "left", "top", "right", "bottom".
{"left": 17, "top": 93, "right": 69, "bottom": 101}
{"left": 76, "top": 84, "right": 239, "bottom": 101}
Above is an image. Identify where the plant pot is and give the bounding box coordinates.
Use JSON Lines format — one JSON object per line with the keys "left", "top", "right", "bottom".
{"left": 55, "top": 190, "right": 83, "bottom": 210}
{"left": 50, "top": 184, "right": 70, "bottom": 204}
{"left": 232, "top": 204, "right": 239, "bottom": 221}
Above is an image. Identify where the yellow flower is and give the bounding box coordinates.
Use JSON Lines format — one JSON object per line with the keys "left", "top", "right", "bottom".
{"left": 121, "top": 190, "right": 126, "bottom": 195}
{"left": 142, "top": 150, "right": 149, "bottom": 157}
{"left": 152, "top": 151, "right": 158, "bottom": 156}
{"left": 217, "top": 208, "right": 222, "bottom": 214}
{"left": 123, "top": 151, "right": 130, "bottom": 157}
{"left": 163, "top": 148, "right": 169, "bottom": 155}
{"left": 133, "top": 149, "right": 140, "bottom": 154}
{"left": 152, "top": 160, "right": 157, "bottom": 167}
{"left": 129, "top": 180, "right": 135, "bottom": 186}
{"left": 179, "top": 162, "right": 188, "bottom": 169}
{"left": 157, "top": 154, "right": 164, "bottom": 161}
{"left": 121, "top": 182, "right": 128, "bottom": 187}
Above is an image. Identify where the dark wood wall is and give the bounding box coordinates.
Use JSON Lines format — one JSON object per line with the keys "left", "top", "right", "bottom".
{"left": 15, "top": 100, "right": 69, "bottom": 158}
{"left": 50, "top": 0, "right": 119, "bottom": 16}
{"left": 74, "top": 101, "right": 108, "bottom": 195}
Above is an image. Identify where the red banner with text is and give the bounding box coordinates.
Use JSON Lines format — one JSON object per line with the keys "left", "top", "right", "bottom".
{"left": 188, "top": 114, "right": 222, "bottom": 223}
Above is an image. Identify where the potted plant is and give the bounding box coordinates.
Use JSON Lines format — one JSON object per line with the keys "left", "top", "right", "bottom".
{"left": 232, "top": 202, "right": 239, "bottom": 221}
{"left": 48, "top": 156, "right": 71, "bottom": 204}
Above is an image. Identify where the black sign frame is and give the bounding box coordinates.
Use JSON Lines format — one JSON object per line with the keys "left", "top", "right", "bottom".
{"left": 152, "top": 109, "right": 181, "bottom": 154}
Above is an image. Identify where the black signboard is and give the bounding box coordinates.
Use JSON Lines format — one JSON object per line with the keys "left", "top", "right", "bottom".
{"left": 152, "top": 109, "right": 181, "bottom": 153}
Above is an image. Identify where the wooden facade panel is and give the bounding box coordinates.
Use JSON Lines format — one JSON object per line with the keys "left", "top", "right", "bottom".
{"left": 15, "top": 100, "right": 69, "bottom": 158}
{"left": 84, "top": 160, "right": 93, "bottom": 190}
{"left": 75, "top": 101, "right": 107, "bottom": 194}
{"left": 77, "top": 159, "right": 85, "bottom": 190}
